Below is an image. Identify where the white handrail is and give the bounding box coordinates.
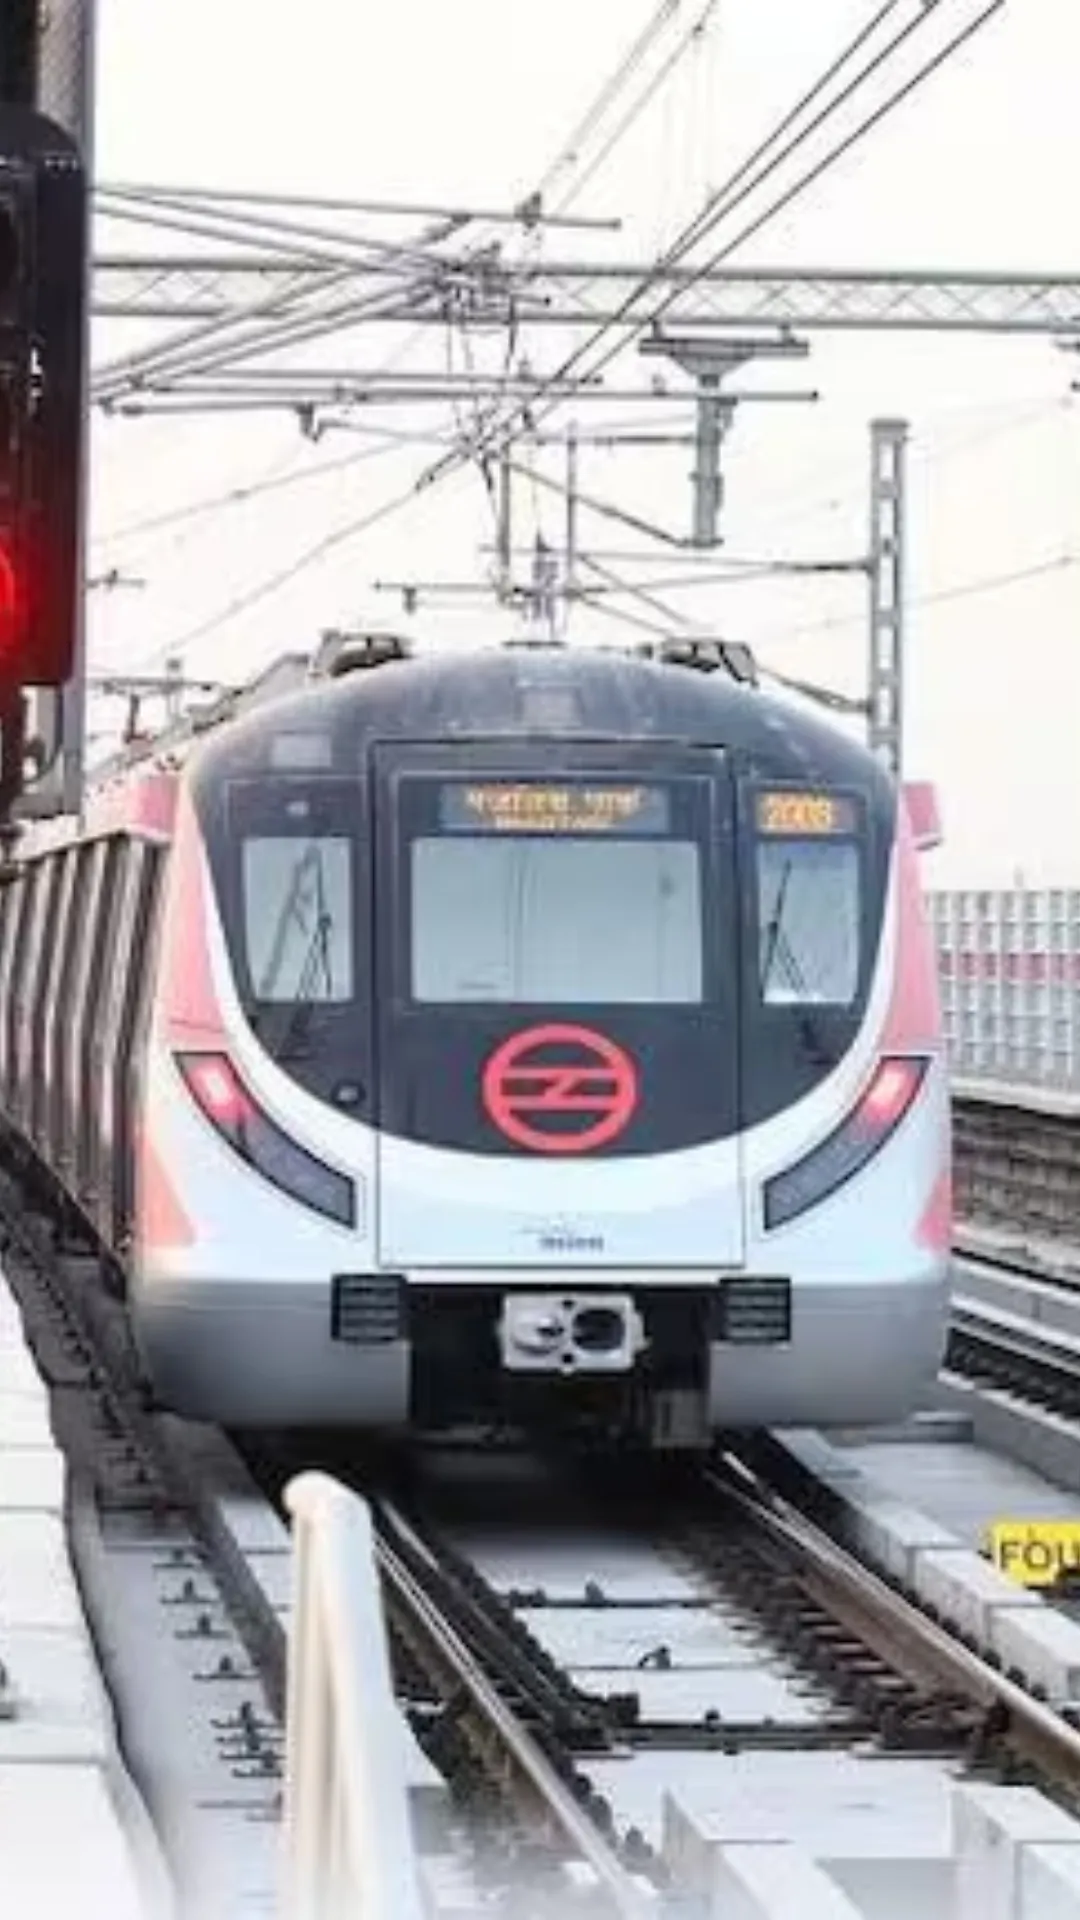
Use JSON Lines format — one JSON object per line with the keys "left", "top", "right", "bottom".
{"left": 281, "top": 1470, "right": 426, "bottom": 1920}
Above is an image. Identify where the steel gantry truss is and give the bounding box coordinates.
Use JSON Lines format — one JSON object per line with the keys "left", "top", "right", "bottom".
{"left": 81, "top": 173, "right": 1080, "bottom": 790}
{"left": 93, "top": 256, "right": 1080, "bottom": 336}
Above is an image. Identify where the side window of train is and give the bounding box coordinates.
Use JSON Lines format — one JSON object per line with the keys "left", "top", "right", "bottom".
{"left": 19, "top": 853, "right": 64, "bottom": 1130}
{"left": 27, "top": 854, "right": 62, "bottom": 1025}
{"left": 753, "top": 793, "right": 863, "bottom": 1008}
{"left": 75, "top": 836, "right": 127, "bottom": 1193}
{"left": 53, "top": 841, "right": 95, "bottom": 1086}
{"left": 8, "top": 863, "right": 41, "bottom": 1101}
{"left": 87, "top": 837, "right": 129, "bottom": 1035}
{"left": 218, "top": 775, "right": 366, "bottom": 1102}
{"left": 115, "top": 842, "right": 166, "bottom": 1246}
{"left": 39, "top": 848, "right": 79, "bottom": 1155}
{"left": 65, "top": 839, "right": 121, "bottom": 1185}
{"left": 0, "top": 872, "right": 25, "bottom": 1099}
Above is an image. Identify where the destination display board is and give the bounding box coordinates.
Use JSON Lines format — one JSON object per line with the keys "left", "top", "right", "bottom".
{"left": 439, "top": 783, "right": 672, "bottom": 835}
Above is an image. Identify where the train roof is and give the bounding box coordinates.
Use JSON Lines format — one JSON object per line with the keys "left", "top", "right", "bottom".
{"left": 188, "top": 640, "right": 886, "bottom": 794}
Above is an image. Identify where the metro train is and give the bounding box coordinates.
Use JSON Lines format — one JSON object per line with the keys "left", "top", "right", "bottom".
{"left": 0, "top": 632, "right": 951, "bottom": 1448}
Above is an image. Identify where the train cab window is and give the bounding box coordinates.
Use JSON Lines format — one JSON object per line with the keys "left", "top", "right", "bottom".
{"left": 241, "top": 836, "right": 354, "bottom": 1002}
{"left": 208, "top": 776, "right": 366, "bottom": 1103}
{"left": 757, "top": 838, "right": 860, "bottom": 1006}
{"left": 754, "top": 788, "right": 862, "bottom": 1007}
{"left": 411, "top": 833, "right": 703, "bottom": 1005}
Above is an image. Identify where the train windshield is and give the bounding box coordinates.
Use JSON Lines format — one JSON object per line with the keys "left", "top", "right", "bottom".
{"left": 412, "top": 835, "right": 702, "bottom": 1004}
{"left": 375, "top": 756, "right": 742, "bottom": 1174}
{"left": 410, "top": 779, "right": 704, "bottom": 1006}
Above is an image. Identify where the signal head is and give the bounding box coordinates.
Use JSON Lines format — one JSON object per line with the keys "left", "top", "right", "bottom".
{"left": 0, "top": 191, "right": 20, "bottom": 321}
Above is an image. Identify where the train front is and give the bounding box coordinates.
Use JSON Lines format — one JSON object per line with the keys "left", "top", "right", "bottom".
{"left": 129, "top": 648, "right": 950, "bottom": 1444}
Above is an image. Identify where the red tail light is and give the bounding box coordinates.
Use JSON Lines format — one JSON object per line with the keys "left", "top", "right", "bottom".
{"left": 176, "top": 1051, "right": 354, "bottom": 1227}
{"left": 184, "top": 1055, "right": 252, "bottom": 1130}
{"left": 763, "top": 1055, "right": 928, "bottom": 1229}
{"left": 857, "top": 1057, "right": 924, "bottom": 1129}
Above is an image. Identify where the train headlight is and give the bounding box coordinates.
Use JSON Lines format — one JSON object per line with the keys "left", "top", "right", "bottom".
{"left": 175, "top": 1051, "right": 355, "bottom": 1227}
{"left": 511, "top": 1302, "right": 568, "bottom": 1355}
{"left": 762, "top": 1054, "right": 929, "bottom": 1229}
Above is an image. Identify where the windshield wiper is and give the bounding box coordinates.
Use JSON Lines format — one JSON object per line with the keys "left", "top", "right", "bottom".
{"left": 760, "top": 858, "right": 794, "bottom": 997}
{"left": 760, "top": 859, "right": 832, "bottom": 1065}
{"left": 271, "top": 906, "right": 335, "bottom": 1061}
{"left": 254, "top": 842, "right": 336, "bottom": 1061}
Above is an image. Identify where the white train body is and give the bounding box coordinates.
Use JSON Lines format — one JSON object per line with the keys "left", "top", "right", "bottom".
{"left": 3, "top": 641, "right": 950, "bottom": 1446}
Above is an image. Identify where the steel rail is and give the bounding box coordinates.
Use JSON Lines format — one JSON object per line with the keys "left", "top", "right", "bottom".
{"left": 710, "top": 1450, "right": 1080, "bottom": 1802}
{"left": 951, "top": 1294, "right": 1080, "bottom": 1383}
{"left": 371, "top": 1513, "right": 656, "bottom": 1919}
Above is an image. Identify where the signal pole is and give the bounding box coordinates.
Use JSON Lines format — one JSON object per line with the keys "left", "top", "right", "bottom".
{"left": 0, "top": 106, "right": 88, "bottom": 822}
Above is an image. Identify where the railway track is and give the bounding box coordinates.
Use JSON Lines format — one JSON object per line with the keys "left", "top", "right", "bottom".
{"left": 250, "top": 1424, "right": 1080, "bottom": 1911}
{"left": 948, "top": 1246, "right": 1080, "bottom": 1421}
{"left": 10, "top": 1131, "right": 1080, "bottom": 1914}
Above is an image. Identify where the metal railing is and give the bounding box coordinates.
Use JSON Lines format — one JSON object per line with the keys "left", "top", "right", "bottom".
{"left": 928, "top": 888, "right": 1080, "bottom": 1094}
{"left": 281, "top": 1471, "right": 426, "bottom": 1920}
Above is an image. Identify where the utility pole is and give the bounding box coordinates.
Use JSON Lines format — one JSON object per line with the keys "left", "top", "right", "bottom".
{"left": 564, "top": 421, "right": 579, "bottom": 600}
{"left": 639, "top": 332, "right": 812, "bottom": 547}
{"left": 867, "top": 417, "right": 908, "bottom": 777}
{"left": 496, "top": 444, "right": 512, "bottom": 603}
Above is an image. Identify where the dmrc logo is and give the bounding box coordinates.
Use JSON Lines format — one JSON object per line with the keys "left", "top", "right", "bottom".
{"left": 481, "top": 1023, "right": 638, "bottom": 1155}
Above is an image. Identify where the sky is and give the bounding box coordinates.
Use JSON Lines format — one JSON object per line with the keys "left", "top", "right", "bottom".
{"left": 84, "top": 0, "right": 1080, "bottom": 886}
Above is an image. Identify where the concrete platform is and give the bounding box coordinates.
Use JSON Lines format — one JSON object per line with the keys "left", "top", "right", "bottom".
{"left": 953, "top": 1076, "right": 1080, "bottom": 1121}
{"left": 657, "top": 1758, "right": 1080, "bottom": 1918}
{"left": 0, "top": 1273, "right": 169, "bottom": 1919}
{"left": 777, "top": 1422, "right": 1080, "bottom": 1704}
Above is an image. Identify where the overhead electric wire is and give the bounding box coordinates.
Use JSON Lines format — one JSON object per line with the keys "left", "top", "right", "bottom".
{"left": 93, "top": 424, "right": 458, "bottom": 551}
{"left": 655, "top": 0, "right": 907, "bottom": 260}
{"left": 423, "top": 0, "right": 920, "bottom": 473}
{"left": 729, "top": 393, "right": 1070, "bottom": 547}
{"left": 549, "top": 2, "right": 721, "bottom": 219}
{"left": 768, "top": 550, "right": 1080, "bottom": 646}
{"left": 98, "top": 4, "right": 1004, "bottom": 677}
{"left": 574, "top": 554, "right": 866, "bottom": 720}
{"left": 578, "top": 550, "right": 710, "bottom": 630}
{"left": 420, "top": 0, "right": 1005, "bottom": 484}
{"left": 96, "top": 19, "right": 695, "bottom": 666}
{"left": 533, "top": 0, "right": 689, "bottom": 206}
{"left": 636, "top": 3, "right": 1008, "bottom": 340}
{"left": 573, "top": 591, "right": 675, "bottom": 640}
{"left": 96, "top": 180, "right": 620, "bottom": 229}
{"left": 96, "top": 184, "right": 448, "bottom": 272}
{"left": 435, "top": 4, "right": 717, "bottom": 507}
{"left": 125, "top": 471, "right": 447, "bottom": 674}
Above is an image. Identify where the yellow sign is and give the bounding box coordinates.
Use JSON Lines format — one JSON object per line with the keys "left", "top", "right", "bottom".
{"left": 988, "top": 1519, "right": 1080, "bottom": 1588}
{"left": 756, "top": 790, "right": 856, "bottom": 837}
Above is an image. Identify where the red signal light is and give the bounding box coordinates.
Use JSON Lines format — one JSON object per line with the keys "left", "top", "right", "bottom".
{"left": 0, "top": 538, "right": 19, "bottom": 665}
